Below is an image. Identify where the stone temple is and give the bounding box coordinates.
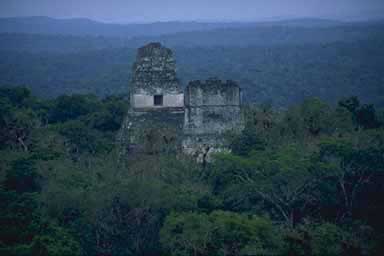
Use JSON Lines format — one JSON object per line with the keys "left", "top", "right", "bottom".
{"left": 118, "top": 42, "right": 242, "bottom": 162}
{"left": 183, "top": 78, "right": 242, "bottom": 162}
{"left": 130, "top": 42, "right": 184, "bottom": 111}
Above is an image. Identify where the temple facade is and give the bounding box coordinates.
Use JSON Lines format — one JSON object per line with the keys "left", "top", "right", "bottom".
{"left": 118, "top": 42, "right": 242, "bottom": 161}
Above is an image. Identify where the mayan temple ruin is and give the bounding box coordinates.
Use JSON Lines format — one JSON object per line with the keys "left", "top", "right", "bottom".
{"left": 118, "top": 42, "right": 242, "bottom": 162}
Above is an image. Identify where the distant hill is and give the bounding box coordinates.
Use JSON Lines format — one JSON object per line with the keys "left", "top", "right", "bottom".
{"left": 127, "top": 21, "right": 383, "bottom": 48}
{"left": 0, "top": 16, "right": 352, "bottom": 39}
{"left": 0, "top": 18, "right": 382, "bottom": 54}
{"left": 0, "top": 16, "right": 251, "bottom": 37}
{"left": 253, "top": 18, "right": 344, "bottom": 27}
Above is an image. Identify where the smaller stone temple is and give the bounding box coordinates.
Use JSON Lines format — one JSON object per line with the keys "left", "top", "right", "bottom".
{"left": 118, "top": 42, "right": 243, "bottom": 161}
{"left": 183, "top": 78, "right": 242, "bottom": 162}
{"left": 184, "top": 78, "right": 242, "bottom": 135}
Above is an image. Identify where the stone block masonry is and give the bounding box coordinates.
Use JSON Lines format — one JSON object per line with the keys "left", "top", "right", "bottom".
{"left": 182, "top": 78, "right": 243, "bottom": 163}
{"left": 184, "top": 78, "right": 242, "bottom": 136}
{"left": 130, "top": 42, "right": 183, "bottom": 110}
{"left": 118, "top": 43, "right": 243, "bottom": 161}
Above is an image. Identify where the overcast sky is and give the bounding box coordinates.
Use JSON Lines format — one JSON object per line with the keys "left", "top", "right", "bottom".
{"left": 1, "top": 0, "right": 383, "bottom": 23}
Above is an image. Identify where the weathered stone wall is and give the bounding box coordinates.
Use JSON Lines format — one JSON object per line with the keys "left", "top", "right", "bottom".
{"left": 182, "top": 135, "right": 231, "bottom": 163}
{"left": 119, "top": 44, "right": 243, "bottom": 162}
{"left": 120, "top": 109, "right": 184, "bottom": 154}
{"left": 185, "top": 78, "right": 240, "bottom": 107}
{"left": 132, "top": 42, "right": 180, "bottom": 93}
{"left": 130, "top": 42, "right": 183, "bottom": 110}
{"left": 184, "top": 106, "right": 241, "bottom": 135}
{"left": 182, "top": 78, "right": 243, "bottom": 162}
{"left": 118, "top": 43, "right": 185, "bottom": 157}
{"left": 184, "top": 78, "right": 242, "bottom": 135}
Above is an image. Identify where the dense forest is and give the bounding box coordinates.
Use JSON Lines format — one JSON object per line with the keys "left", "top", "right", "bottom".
{"left": 1, "top": 86, "right": 384, "bottom": 255}
{"left": 1, "top": 16, "right": 384, "bottom": 255}
{"left": 1, "top": 19, "right": 384, "bottom": 107}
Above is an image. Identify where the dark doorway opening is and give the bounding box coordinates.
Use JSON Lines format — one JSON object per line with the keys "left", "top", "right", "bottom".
{"left": 154, "top": 95, "right": 163, "bottom": 106}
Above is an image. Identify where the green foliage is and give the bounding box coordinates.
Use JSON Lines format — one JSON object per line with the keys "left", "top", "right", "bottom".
{"left": 58, "top": 120, "right": 113, "bottom": 155}
{"left": 279, "top": 98, "right": 333, "bottom": 140}
{"left": 0, "top": 87, "right": 31, "bottom": 107}
{"left": 161, "top": 211, "right": 281, "bottom": 256}
{"left": 30, "top": 222, "right": 82, "bottom": 256}
{"left": 282, "top": 222, "right": 344, "bottom": 256}
{"left": 310, "top": 223, "right": 345, "bottom": 255}
{"left": 338, "top": 96, "right": 360, "bottom": 113}
{"left": 332, "top": 106, "right": 355, "bottom": 134}
{"left": 0, "top": 154, "right": 80, "bottom": 256}
{"left": 0, "top": 219, "right": 82, "bottom": 256}
{"left": 0, "top": 98, "right": 40, "bottom": 151}
{"left": 48, "top": 94, "right": 100, "bottom": 123}
{"left": 4, "top": 158, "right": 40, "bottom": 193}
{"left": 229, "top": 127, "right": 266, "bottom": 156}
{"left": 0, "top": 189, "right": 39, "bottom": 246}
{"left": 300, "top": 98, "right": 332, "bottom": 136}
{"left": 356, "top": 104, "right": 381, "bottom": 129}
{"left": 283, "top": 221, "right": 375, "bottom": 256}
{"left": 0, "top": 87, "right": 383, "bottom": 255}
{"left": 314, "top": 135, "right": 384, "bottom": 221}
{"left": 212, "top": 145, "right": 315, "bottom": 226}
{"left": 338, "top": 97, "right": 382, "bottom": 129}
